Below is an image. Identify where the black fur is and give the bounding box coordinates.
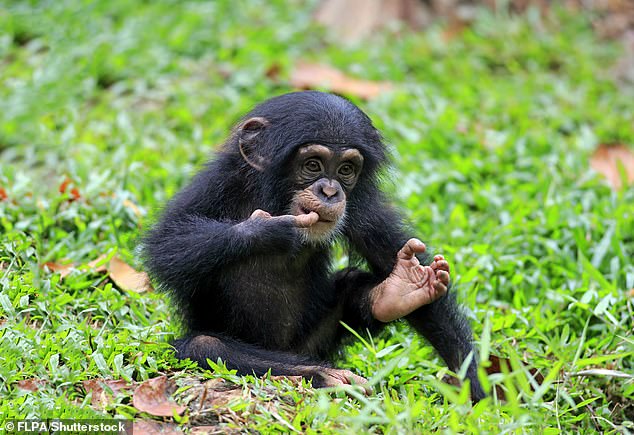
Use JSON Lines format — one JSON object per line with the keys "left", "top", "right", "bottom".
{"left": 142, "top": 91, "right": 484, "bottom": 402}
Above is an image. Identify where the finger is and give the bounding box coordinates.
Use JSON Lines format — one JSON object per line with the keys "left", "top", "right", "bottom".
{"left": 431, "top": 259, "right": 450, "bottom": 273}
{"left": 437, "top": 270, "right": 450, "bottom": 286}
{"left": 295, "top": 211, "right": 319, "bottom": 228}
{"left": 250, "top": 209, "right": 271, "bottom": 219}
{"left": 398, "top": 238, "right": 426, "bottom": 260}
{"left": 433, "top": 280, "right": 448, "bottom": 296}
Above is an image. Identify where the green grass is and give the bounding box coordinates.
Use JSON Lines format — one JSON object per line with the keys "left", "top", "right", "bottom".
{"left": 1, "top": 0, "right": 633, "bottom": 433}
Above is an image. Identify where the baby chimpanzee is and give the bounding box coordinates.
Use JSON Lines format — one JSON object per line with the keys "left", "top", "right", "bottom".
{"left": 143, "top": 91, "right": 484, "bottom": 402}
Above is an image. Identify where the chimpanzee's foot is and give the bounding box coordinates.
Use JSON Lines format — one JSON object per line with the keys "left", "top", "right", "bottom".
{"left": 371, "top": 238, "right": 450, "bottom": 323}
{"left": 311, "top": 367, "right": 371, "bottom": 394}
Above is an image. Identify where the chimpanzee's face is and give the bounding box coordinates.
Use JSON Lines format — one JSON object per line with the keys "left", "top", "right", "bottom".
{"left": 289, "top": 144, "right": 364, "bottom": 243}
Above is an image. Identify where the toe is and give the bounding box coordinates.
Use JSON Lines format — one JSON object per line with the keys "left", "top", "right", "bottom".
{"left": 344, "top": 371, "right": 368, "bottom": 385}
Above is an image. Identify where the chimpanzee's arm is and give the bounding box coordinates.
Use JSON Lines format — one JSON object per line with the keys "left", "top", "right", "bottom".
{"left": 344, "top": 192, "right": 485, "bottom": 402}
{"left": 142, "top": 209, "right": 314, "bottom": 297}
{"left": 339, "top": 191, "right": 410, "bottom": 329}
{"left": 406, "top": 294, "right": 485, "bottom": 401}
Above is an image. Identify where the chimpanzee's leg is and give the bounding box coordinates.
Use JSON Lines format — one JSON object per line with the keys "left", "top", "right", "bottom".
{"left": 174, "top": 333, "right": 368, "bottom": 388}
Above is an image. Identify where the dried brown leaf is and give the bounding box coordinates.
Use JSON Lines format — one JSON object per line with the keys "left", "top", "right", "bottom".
{"left": 16, "top": 379, "right": 46, "bottom": 392}
{"left": 59, "top": 178, "right": 71, "bottom": 194}
{"left": 83, "top": 379, "right": 133, "bottom": 408}
{"left": 42, "top": 261, "right": 75, "bottom": 279}
{"left": 109, "top": 256, "right": 153, "bottom": 293}
{"left": 203, "top": 378, "right": 239, "bottom": 392}
{"left": 200, "top": 384, "right": 243, "bottom": 408}
{"left": 290, "top": 62, "right": 393, "bottom": 100}
{"left": 41, "top": 254, "right": 110, "bottom": 280}
{"left": 84, "top": 254, "right": 109, "bottom": 273}
{"left": 133, "top": 376, "right": 186, "bottom": 417}
{"left": 59, "top": 177, "right": 81, "bottom": 200}
{"left": 191, "top": 379, "right": 244, "bottom": 410}
{"left": 590, "top": 143, "right": 634, "bottom": 189}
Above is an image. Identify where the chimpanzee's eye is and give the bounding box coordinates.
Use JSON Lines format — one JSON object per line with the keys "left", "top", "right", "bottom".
{"left": 304, "top": 159, "right": 323, "bottom": 173}
{"left": 338, "top": 163, "right": 355, "bottom": 177}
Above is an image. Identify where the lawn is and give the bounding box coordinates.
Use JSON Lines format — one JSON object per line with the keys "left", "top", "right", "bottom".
{"left": 1, "top": 0, "right": 633, "bottom": 433}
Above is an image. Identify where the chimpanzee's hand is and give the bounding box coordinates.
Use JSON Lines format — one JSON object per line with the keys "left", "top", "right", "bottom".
{"left": 249, "top": 209, "right": 319, "bottom": 227}
{"left": 371, "top": 238, "right": 450, "bottom": 322}
{"left": 235, "top": 209, "right": 319, "bottom": 252}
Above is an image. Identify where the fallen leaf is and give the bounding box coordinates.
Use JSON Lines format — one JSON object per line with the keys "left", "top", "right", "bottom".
{"left": 58, "top": 177, "right": 81, "bottom": 200}
{"left": 203, "top": 378, "right": 239, "bottom": 392}
{"left": 133, "top": 420, "right": 182, "bottom": 434}
{"left": 290, "top": 62, "right": 393, "bottom": 100}
{"left": 133, "top": 376, "right": 186, "bottom": 417}
{"left": 70, "top": 187, "right": 81, "bottom": 200}
{"left": 59, "top": 177, "right": 71, "bottom": 194}
{"left": 42, "top": 261, "right": 75, "bottom": 279}
{"left": 109, "top": 256, "right": 152, "bottom": 293}
{"left": 42, "top": 254, "right": 109, "bottom": 279}
{"left": 199, "top": 379, "right": 243, "bottom": 408}
{"left": 85, "top": 254, "right": 109, "bottom": 273}
{"left": 590, "top": 143, "right": 634, "bottom": 189}
{"left": 16, "top": 379, "right": 46, "bottom": 392}
{"left": 83, "top": 379, "right": 133, "bottom": 408}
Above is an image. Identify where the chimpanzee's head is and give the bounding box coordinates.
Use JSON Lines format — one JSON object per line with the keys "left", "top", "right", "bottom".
{"left": 231, "top": 91, "right": 387, "bottom": 243}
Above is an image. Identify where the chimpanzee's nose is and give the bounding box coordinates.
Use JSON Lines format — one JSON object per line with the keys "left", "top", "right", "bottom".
{"left": 322, "top": 185, "right": 338, "bottom": 198}
{"left": 313, "top": 179, "right": 343, "bottom": 203}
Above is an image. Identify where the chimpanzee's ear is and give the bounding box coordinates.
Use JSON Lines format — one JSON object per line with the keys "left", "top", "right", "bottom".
{"left": 238, "top": 117, "right": 270, "bottom": 171}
